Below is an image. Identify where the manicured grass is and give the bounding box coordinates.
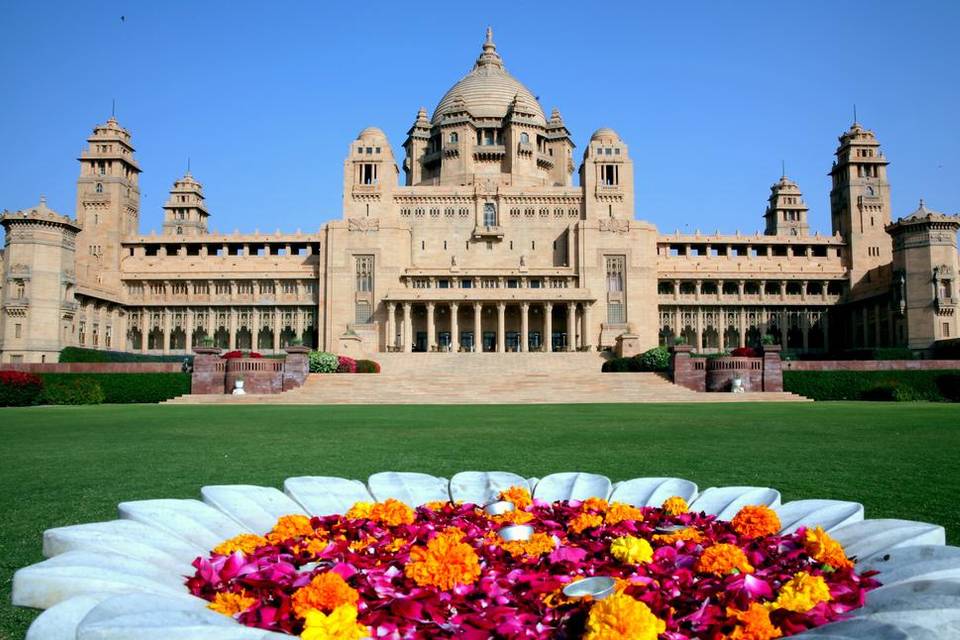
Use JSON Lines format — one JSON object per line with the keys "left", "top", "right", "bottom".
{"left": 1, "top": 402, "right": 958, "bottom": 638}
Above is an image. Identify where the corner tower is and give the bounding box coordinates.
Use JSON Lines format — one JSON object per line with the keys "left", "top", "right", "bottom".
{"left": 829, "top": 122, "right": 892, "bottom": 284}
{"left": 765, "top": 175, "right": 809, "bottom": 236}
{"left": 162, "top": 172, "right": 210, "bottom": 235}
{"left": 75, "top": 116, "right": 141, "bottom": 299}
{"left": 580, "top": 128, "right": 635, "bottom": 220}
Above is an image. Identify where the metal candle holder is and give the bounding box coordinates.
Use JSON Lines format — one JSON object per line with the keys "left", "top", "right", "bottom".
{"left": 497, "top": 524, "right": 534, "bottom": 541}
{"left": 562, "top": 576, "right": 616, "bottom": 600}
{"left": 484, "top": 500, "right": 516, "bottom": 516}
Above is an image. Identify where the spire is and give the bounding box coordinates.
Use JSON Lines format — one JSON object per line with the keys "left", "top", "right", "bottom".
{"left": 475, "top": 26, "right": 503, "bottom": 69}
{"left": 781, "top": 159, "right": 786, "bottom": 179}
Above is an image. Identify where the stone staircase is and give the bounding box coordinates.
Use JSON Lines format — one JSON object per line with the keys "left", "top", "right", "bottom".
{"left": 166, "top": 353, "right": 810, "bottom": 404}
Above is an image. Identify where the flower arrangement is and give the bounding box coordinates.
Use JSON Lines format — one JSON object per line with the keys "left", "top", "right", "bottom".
{"left": 222, "top": 350, "right": 263, "bottom": 359}
{"left": 0, "top": 370, "right": 44, "bottom": 406}
{"left": 337, "top": 356, "right": 358, "bottom": 373}
{"left": 188, "top": 490, "right": 878, "bottom": 639}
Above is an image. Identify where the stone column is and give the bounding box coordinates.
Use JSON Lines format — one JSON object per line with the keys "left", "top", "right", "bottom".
{"left": 450, "top": 302, "right": 460, "bottom": 352}
{"left": 426, "top": 302, "right": 436, "bottom": 352}
{"left": 386, "top": 303, "right": 396, "bottom": 350}
{"left": 473, "top": 302, "right": 482, "bottom": 352}
{"left": 229, "top": 307, "right": 237, "bottom": 350}
{"left": 582, "top": 303, "right": 592, "bottom": 350}
{"left": 567, "top": 302, "right": 577, "bottom": 351}
{"left": 780, "top": 280, "right": 787, "bottom": 302}
{"left": 544, "top": 302, "right": 553, "bottom": 352}
{"left": 738, "top": 280, "right": 745, "bottom": 302}
{"left": 403, "top": 302, "right": 413, "bottom": 353}
{"left": 781, "top": 309, "right": 789, "bottom": 347}
{"left": 822, "top": 280, "right": 829, "bottom": 303}
{"left": 295, "top": 306, "right": 304, "bottom": 344}
{"left": 140, "top": 309, "right": 149, "bottom": 352}
{"left": 694, "top": 280, "right": 702, "bottom": 302}
{"left": 185, "top": 308, "right": 194, "bottom": 353}
{"left": 162, "top": 308, "right": 171, "bottom": 355}
{"left": 718, "top": 311, "right": 726, "bottom": 351}
{"left": 520, "top": 302, "right": 529, "bottom": 352}
{"left": 802, "top": 311, "right": 810, "bottom": 351}
{"left": 738, "top": 308, "right": 746, "bottom": 348}
{"left": 497, "top": 302, "right": 506, "bottom": 353}
{"left": 273, "top": 307, "right": 282, "bottom": 352}
{"left": 673, "top": 279, "right": 680, "bottom": 302}
{"left": 695, "top": 308, "right": 703, "bottom": 352}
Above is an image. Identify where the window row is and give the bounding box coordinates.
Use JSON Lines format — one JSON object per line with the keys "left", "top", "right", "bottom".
{"left": 126, "top": 280, "right": 316, "bottom": 297}
{"left": 657, "top": 280, "right": 845, "bottom": 296}
{"left": 662, "top": 243, "right": 834, "bottom": 258}
{"left": 407, "top": 277, "right": 572, "bottom": 290}
{"left": 400, "top": 207, "right": 471, "bottom": 218}
{"left": 136, "top": 243, "right": 317, "bottom": 257}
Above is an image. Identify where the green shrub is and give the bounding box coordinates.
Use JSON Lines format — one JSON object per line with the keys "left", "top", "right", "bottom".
{"left": 38, "top": 373, "right": 191, "bottom": 404}
{"left": 40, "top": 377, "right": 105, "bottom": 405}
{"left": 936, "top": 373, "right": 960, "bottom": 402}
{"left": 784, "top": 370, "right": 958, "bottom": 401}
{"left": 355, "top": 359, "right": 381, "bottom": 373}
{"left": 309, "top": 351, "right": 339, "bottom": 373}
{"left": 637, "top": 346, "right": 670, "bottom": 372}
{"left": 59, "top": 346, "right": 193, "bottom": 365}
{"left": 0, "top": 371, "right": 44, "bottom": 406}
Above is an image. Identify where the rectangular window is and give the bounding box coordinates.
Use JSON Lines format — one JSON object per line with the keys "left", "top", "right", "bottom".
{"left": 945, "top": 323, "right": 951, "bottom": 338}
{"left": 461, "top": 279, "right": 473, "bottom": 289}
{"left": 259, "top": 281, "right": 275, "bottom": 295}
{"left": 606, "top": 255, "right": 625, "bottom": 293}
{"left": 507, "top": 279, "right": 519, "bottom": 289}
{"left": 355, "top": 255, "right": 374, "bottom": 292}
{"left": 437, "top": 279, "right": 450, "bottom": 289}
{"left": 15, "top": 323, "right": 22, "bottom": 338}
{"left": 412, "top": 278, "right": 430, "bottom": 289}
{"left": 355, "top": 301, "right": 372, "bottom": 324}
{"left": 607, "top": 303, "right": 625, "bottom": 324}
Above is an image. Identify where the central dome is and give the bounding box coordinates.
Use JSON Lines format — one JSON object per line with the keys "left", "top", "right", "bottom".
{"left": 432, "top": 29, "right": 546, "bottom": 126}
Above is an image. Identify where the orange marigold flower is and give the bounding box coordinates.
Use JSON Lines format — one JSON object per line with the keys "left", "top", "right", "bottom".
{"left": 386, "top": 537, "right": 408, "bottom": 552}
{"left": 404, "top": 530, "right": 481, "bottom": 590}
{"left": 696, "top": 543, "right": 754, "bottom": 575}
{"left": 212, "top": 533, "right": 268, "bottom": 556}
{"left": 266, "top": 514, "right": 315, "bottom": 544}
{"left": 661, "top": 496, "right": 689, "bottom": 515}
{"left": 423, "top": 500, "right": 450, "bottom": 511}
{"left": 731, "top": 505, "right": 782, "bottom": 539}
{"left": 370, "top": 499, "right": 416, "bottom": 527}
{"left": 581, "top": 497, "right": 609, "bottom": 513}
{"left": 345, "top": 501, "right": 374, "bottom": 519}
{"left": 727, "top": 602, "right": 783, "bottom": 640}
{"left": 569, "top": 512, "right": 604, "bottom": 534}
{"left": 208, "top": 590, "right": 257, "bottom": 617}
{"left": 605, "top": 502, "right": 644, "bottom": 526}
{"left": 498, "top": 485, "right": 533, "bottom": 510}
{"left": 653, "top": 527, "right": 704, "bottom": 545}
{"left": 498, "top": 532, "right": 556, "bottom": 558}
{"left": 300, "top": 604, "right": 368, "bottom": 640}
{"left": 493, "top": 509, "right": 535, "bottom": 526}
{"left": 292, "top": 572, "right": 360, "bottom": 618}
{"left": 302, "top": 536, "right": 329, "bottom": 557}
{"left": 804, "top": 526, "right": 854, "bottom": 571}
{"left": 584, "top": 592, "right": 666, "bottom": 640}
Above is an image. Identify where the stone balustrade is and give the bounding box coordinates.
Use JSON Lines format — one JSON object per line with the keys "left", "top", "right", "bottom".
{"left": 190, "top": 346, "right": 310, "bottom": 395}
{"left": 671, "top": 344, "right": 783, "bottom": 392}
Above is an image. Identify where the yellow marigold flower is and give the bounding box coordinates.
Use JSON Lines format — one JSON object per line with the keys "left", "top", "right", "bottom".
{"left": 423, "top": 500, "right": 450, "bottom": 511}
{"left": 727, "top": 602, "right": 783, "bottom": 640}
{"left": 804, "top": 526, "right": 854, "bottom": 571}
{"left": 370, "top": 499, "right": 416, "bottom": 527}
{"left": 300, "top": 604, "right": 368, "bottom": 640}
{"left": 291, "top": 572, "right": 360, "bottom": 617}
{"left": 212, "top": 533, "right": 268, "bottom": 556}
{"left": 610, "top": 535, "right": 654, "bottom": 564}
{"left": 499, "top": 485, "right": 533, "bottom": 510}
{"left": 569, "top": 512, "right": 604, "bottom": 534}
{"left": 731, "top": 505, "right": 782, "bottom": 539}
{"left": 386, "top": 537, "right": 408, "bottom": 552}
{"left": 492, "top": 509, "right": 535, "bottom": 526}
{"left": 266, "top": 514, "right": 314, "bottom": 544}
{"left": 345, "top": 501, "right": 374, "bottom": 520}
{"left": 404, "top": 530, "right": 481, "bottom": 590}
{"left": 605, "top": 502, "right": 644, "bottom": 526}
{"left": 302, "top": 536, "right": 329, "bottom": 557}
{"left": 767, "top": 571, "right": 832, "bottom": 613}
{"left": 208, "top": 590, "right": 256, "bottom": 617}
{"left": 499, "top": 532, "right": 556, "bottom": 558}
{"left": 661, "top": 496, "right": 689, "bottom": 515}
{"left": 584, "top": 592, "right": 666, "bottom": 640}
{"left": 653, "top": 527, "right": 704, "bottom": 545}
{"left": 581, "top": 497, "right": 609, "bottom": 513}
{"left": 696, "top": 543, "right": 754, "bottom": 576}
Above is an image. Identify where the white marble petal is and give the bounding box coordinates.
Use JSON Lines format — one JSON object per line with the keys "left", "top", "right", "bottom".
{"left": 775, "top": 499, "right": 865, "bottom": 534}
{"left": 831, "top": 519, "right": 946, "bottom": 559}
{"left": 367, "top": 471, "right": 449, "bottom": 506}
{"left": 532, "top": 472, "right": 612, "bottom": 503}
{"left": 608, "top": 477, "right": 698, "bottom": 507}
{"left": 11, "top": 550, "right": 188, "bottom": 610}
{"left": 43, "top": 520, "right": 203, "bottom": 573}
{"left": 283, "top": 476, "right": 374, "bottom": 516}
{"left": 851, "top": 580, "right": 960, "bottom": 638}
{"left": 449, "top": 471, "right": 530, "bottom": 505}
{"left": 76, "top": 593, "right": 290, "bottom": 639}
{"left": 118, "top": 499, "right": 250, "bottom": 551}
{"left": 201, "top": 485, "right": 307, "bottom": 534}
{"left": 858, "top": 545, "right": 960, "bottom": 588}
{"left": 527, "top": 477, "right": 540, "bottom": 492}
{"left": 25, "top": 593, "right": 114, "bottom": 640}
{"left": 688, "top": 486, "right": 781, "bottom": 519}
{"left": 791, "top": 618, "right": 912, "bottom": 639}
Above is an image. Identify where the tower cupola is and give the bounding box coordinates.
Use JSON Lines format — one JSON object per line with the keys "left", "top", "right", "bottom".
{"left": 764, "top": 174, "right": 809, "bottom": 236}
{"left": 162, "top": 171, "right": 210, "bottom": 236}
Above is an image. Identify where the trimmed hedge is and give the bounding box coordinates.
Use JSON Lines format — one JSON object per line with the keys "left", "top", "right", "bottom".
{"left": 60, "top": 346, "right": 193, "bottom": 364}
{"left": 0, "top": 371, "right": 44, "bottom": 406}
{"left": 40, "top": 377, "right": 106, "bottom": 405}
{"left": 38, "top": 373, "right": 191, "bottom": 404}
{"left": 783, "top": 370, "right": 960, "bottom": 402}
{"left": 355, "top": 359, "right": 381, "bottom": 373}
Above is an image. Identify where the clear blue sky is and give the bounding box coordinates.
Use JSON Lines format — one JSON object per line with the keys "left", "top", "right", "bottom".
{"left": 2, "top": 1, "right": 958, "bottom": 239}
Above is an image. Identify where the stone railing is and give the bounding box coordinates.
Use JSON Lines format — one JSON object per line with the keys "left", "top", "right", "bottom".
{"left": 190, "top": 346, "right": 310, "bottom": 395}
{"left": 671, "top": 344, "right": 782, "bottom": 392}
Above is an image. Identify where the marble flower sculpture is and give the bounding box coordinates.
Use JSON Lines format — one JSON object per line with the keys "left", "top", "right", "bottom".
{"left": 12, "top": 471, "right": 960, "bottom": 639}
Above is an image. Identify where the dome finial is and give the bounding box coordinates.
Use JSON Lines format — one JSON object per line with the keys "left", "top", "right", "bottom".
{"left": 485, "top": 26, "right": 494, "bottom": 47}
{"left": 475, "top": 25, "right": 502, "bottom": 69}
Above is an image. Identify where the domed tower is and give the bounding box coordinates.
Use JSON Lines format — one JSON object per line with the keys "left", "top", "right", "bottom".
{"left": 343, "top": 127, "right": 398, "bottom": 219}
{"left": 75, "top": 116, "right": 141, "bottom": 300}
{"left": 580, "top": 128, "right": 635, "bottom": 220}
{"left": 829, "top": 121, "right": 892, "bottom": 285}
{"left": 403, "top": 28, "right": 573, "bottom": 188}
{"left": 764, "top": 174, "right": 809, "bottom": 236}
{"left": 162, "top": 171, "right": 210, "bottom": 236}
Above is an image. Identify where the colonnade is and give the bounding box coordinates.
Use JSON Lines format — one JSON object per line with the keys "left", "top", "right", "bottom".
{"left": 659, "top": 305, "right": 830, "bottom": 351}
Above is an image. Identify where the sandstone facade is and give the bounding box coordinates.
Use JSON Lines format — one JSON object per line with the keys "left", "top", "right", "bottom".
{"left": 2, "top": 30, "right": 958, "bottom": 363}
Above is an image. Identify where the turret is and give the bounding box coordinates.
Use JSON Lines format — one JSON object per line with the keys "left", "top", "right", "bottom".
{"left": 764, "top": 174, "right": 809, "bottom": 236}
{"left": 579, "top": 128, "right": 634, "bottom": 220}
{"left": 162, "top": 171, "right": 210, "bottom": 236}
{"left": 342, "top": 127, "right": 398, "bottom": 219}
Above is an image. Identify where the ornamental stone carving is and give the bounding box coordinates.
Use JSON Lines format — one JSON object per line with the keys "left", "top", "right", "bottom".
{"left": 347, "top": 217, "right": 380, "bottom": 233}
{"left": 599, "top": 218, "right": 630, "bottom": 234}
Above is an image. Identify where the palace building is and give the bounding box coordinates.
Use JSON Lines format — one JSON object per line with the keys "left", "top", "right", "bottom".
{"left": 1, "top": 29, "right": 958, "bottom": 364}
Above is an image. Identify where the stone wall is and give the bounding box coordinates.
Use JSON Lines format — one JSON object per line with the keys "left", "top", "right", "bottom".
{"left": 671, "top": 345, "right": 783, "bottom": 393}
{"left": 190, "top": 347, "right": 310, "bottom": 395}
{"left": 1, "top": 362, "right": 182, "bottom": 373}
{"left": 782, "top": 360, "right": 960, "bottom": 371}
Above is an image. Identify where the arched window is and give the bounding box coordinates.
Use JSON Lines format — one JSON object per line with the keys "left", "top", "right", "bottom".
{"left": 176, "top": 226, "right": 183, "bottom": 235}
{"left": 449, "top": 132, "right": 458, "bottom": 143}
{"left": 483, "top": 203, "right": 497, "bottom": 227}
{"left": 95, "top": 183, "right": 103, "bottom": 193}
{"left": 520, "top": 132, "right": 529, "bottom": 144}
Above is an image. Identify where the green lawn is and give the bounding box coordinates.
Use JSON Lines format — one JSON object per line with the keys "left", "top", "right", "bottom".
{"left": 1, "top": 402, "right": 958, "bottom": 638}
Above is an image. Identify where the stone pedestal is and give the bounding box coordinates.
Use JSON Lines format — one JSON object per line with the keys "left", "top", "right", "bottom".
{"left": 615, "top": 332, "right": 642, "bottom": 358}
{"left": 191, "top": 347, "right": 224, "bottom": 394}
{"left": 283, "top": 345, "right": 310, "bottom": 391}
{"left": 761, "top": 344, "right": 783, "bottom": 392}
